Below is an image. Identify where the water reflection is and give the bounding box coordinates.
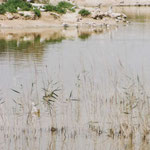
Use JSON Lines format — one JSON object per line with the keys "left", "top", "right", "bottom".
{"left": 114, "top": 6, "right": 150, "bottom": 22}
{"left": 1, "top": 7, "right": 150, "bottom": 150}
{"left": 0, "top": 27, "right": 106, "bottom": 59}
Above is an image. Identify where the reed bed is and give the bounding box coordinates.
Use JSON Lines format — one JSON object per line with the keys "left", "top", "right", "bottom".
{"left": 1, "top": 62, "right": 150, "bottom": 150}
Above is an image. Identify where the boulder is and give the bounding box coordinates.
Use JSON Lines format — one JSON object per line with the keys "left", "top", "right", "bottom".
{"left": 109, "top": 13, "right": 127, "bottom": 19}
{"left": 50, "top": 12, "right": 60, "bottom": 19}
{"left": 18, "top": 11, "right": 35, "bottom": 20}
{"left": 5, "top": 13, "right": 14, "bottom": 20}
{"left": 91, "top": 9, "right": 104, "bottom": 19}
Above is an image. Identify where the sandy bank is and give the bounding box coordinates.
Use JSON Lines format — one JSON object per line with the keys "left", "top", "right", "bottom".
{"left": 0, "top": 7, "right": 127, "bottom": 29}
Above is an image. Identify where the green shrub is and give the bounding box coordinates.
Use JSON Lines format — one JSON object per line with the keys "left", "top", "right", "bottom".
{"left": 44, "top": 4, "right": 56, "bottom": 12}
{"left": 44, "top": 1, "right": 75, "bottom": 14}
{"left": 5, "top": 5, "right": 17, "bottom": 13}
{"left": 0, "top": 0, "right": 33, "bottom": 14}
{"left": 0, "top": 5, "right": 6, "bottom": 14}
{"left": 57, "top": 1, "right": 73, "bottom": 9}
{"left": 33, "top": 8, "right": 41, "bottom": 17}
{"left": 54, "top": 6, "right": 66, "bottom": 14}
{"left": 44, "top": 4, "right": 66, "bottom": 14}
{"left": 69, "top": 8, "right": 75, "bottom": 12}
{"left": 79, "top": 9, "right": 91, "bottom": 17}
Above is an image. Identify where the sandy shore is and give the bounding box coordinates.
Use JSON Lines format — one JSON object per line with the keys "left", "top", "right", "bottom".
{"left": 0, "top": 7, "right": 128, "bottom": 29}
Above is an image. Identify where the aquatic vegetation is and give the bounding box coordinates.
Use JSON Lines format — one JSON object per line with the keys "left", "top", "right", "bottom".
{"left": 78, "top": 32, "right": 91, "bottom": 40}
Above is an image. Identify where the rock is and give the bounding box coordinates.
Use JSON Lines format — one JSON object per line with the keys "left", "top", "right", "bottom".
{"left": 91, "top": 9, "right": 104, "bottom": 19}
{"left": 62, "top": 23, "right": 69, "bottom": 28}
{"left": 18, "top": 11, "right": 35, "bottom": 19}
{"left": 109, "top": 13, "right": 127, "bottom": 19}
{"left": 40, "top": 8, "right": 45, "bottom": 12}
{"left": 13, "top": 14, "right": 20, "bottom": 19}
{"left": 71, "top": 6, "right": 77, "bottom": 9}
{"left": 17, "top": 7, "right": 21, "bottom": 11}
{"left": 5, "top": 13, "right": 14, "bottom": 20}
{"left": 31, "top": 3, "right": 45, "bottom": 9}
{"left": 50, "top": 12, "right": 60, "bottom": 19}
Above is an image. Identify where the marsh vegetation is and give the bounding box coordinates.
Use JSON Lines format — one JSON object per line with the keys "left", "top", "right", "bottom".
{"left": 0, "top": 7, "right": 150, "bottom": 150}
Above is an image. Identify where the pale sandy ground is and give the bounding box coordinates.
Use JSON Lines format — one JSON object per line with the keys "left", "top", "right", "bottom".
{"left": 50, "top": 0, "right": 150, "bottom": 6}
{"left": 1, "top": 0, "right": 150, "bottom": 6}
{"left": 0, "top": 0, "right": 147, "bottom": 29}
{"left": 0, "top": 10, "right": 121, "bottom": 29}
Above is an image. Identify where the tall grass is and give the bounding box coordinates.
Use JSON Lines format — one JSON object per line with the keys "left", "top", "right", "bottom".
{"left": 1, "top": 67, "right": 150, "bottom": 149}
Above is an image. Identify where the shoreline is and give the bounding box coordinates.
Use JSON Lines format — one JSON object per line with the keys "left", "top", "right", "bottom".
{"left": 0, "top": 7, "right": 127, "bottom": 29}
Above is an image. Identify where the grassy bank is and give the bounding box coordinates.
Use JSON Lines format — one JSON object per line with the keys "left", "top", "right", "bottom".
{"left": 0, "top": 0, "right": 76, "bottom": 16}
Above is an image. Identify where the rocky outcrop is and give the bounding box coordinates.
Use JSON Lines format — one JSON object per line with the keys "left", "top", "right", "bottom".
{"left": 18, "top": 11, "right": 35, "bottom": 20}
{"left": 91, "top": 9, "right": 104, "bottom": 19}
{"left": 91, "top": 8, "right": 127, "bottom": 22}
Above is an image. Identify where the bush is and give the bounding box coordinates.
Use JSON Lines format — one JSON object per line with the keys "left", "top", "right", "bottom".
{"left": 0, "top": 0, "right": 33, "bottom": 14}
{"left": 44, "top": 1, "right": 75, "bottom": 14}
{"left": 0, "top": 5, "right": 6, "bottom": 14}
{"left": 79, "top": 9, "right": 91, "bottom": 17}
{"left": 57, "top": 1, "right": 73, "bottom": 9}
{"left": 33, "top": 8, "right": 41, "bottom": 17}
{"left": 44, "top": 4, "right": 66, "bottom": 14}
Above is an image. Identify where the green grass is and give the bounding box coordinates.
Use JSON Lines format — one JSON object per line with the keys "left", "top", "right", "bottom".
{"left": 79, "top": 9, "right": 91, "bottom": 17}
{"left": 0, "top": 0, "right": 33, "bottom": 14}
{"left": 33, "top": 8, "right": 41, "bottom": 17}
{"left": 0, "top": 0, "right": 76, "bottom": 16}
{"left": 44, "top": 1, "right": 75, "bottom": 14}
{"left": 44, "top": 4, "right": 66, "bottom": 14}
{"left": 57, "top": 1, "right": 73, "bottom": 9}
{"left": 0, "top": 5, "right": 6, "bottom": 14}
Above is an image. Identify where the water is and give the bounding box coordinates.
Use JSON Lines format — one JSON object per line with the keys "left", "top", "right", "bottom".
{"left": 0, "top": 7, "right": 150, "bottom": 150}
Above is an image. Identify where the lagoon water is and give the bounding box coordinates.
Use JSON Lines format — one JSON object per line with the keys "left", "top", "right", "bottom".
{"left": 0, "top": 7, "right": 150, "bottom": 150}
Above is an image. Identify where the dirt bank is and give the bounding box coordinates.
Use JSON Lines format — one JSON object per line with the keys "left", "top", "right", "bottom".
{"left": 0, "top": 7, "right": 127, "bottom": 29}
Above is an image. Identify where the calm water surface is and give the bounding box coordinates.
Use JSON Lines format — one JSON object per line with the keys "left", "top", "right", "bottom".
{"left": 0, "top": 7, "right": 150, "bottom": 150}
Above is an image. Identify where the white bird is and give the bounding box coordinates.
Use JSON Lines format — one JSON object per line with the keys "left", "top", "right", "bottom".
{"left": 107, "top": 6, "right": 113, "bottom": 14}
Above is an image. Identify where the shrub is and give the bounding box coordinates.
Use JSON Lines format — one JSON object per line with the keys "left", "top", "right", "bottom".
{"left": 58, "top": 1, "right": 75, "bottom": 12}
{"left": 0, "top": 5, "right": 6, "bottom": 14}
{"left": 44, "top": 1, "right": 75, "bottom": 14}
{"left": 33, "top": 8, "right": 41, "bottom": 17}
{"left": 44, "top": 4, "right": 66, "bottom": 14}
{"left": 79, "top": 9, "right": 91, "bottom": 17}
{"left": 0, "top": 0, "right": 33, "bottom": 14}
{"left": 57, "top": 1, "right": 73, "bottom": 9}
{"left": 44, "top": 4, "right": 56, "bottom": 12}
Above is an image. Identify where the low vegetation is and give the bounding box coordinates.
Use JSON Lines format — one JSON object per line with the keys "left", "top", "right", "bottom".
{"left": 79, "top": 9, "right": 91, "bottom": 17}
{"left": 33, "top": 8, "right": 41, "bottom": 17}
{"left": 44, "top": 1, "right": 75, "bottom": 14}
{"left": 0, "top": 0, "right": 33, "bottom": 14}
{"left": 0, "top": 0, "right": 76, "bottom": 18}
